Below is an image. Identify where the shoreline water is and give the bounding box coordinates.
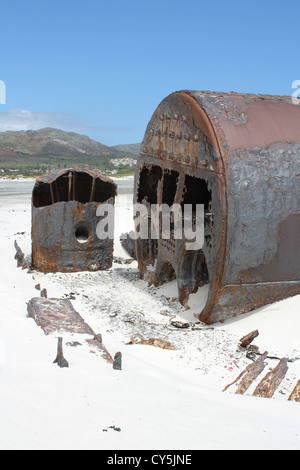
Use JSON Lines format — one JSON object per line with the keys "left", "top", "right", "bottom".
{"left": 0, "top": 176, "right": 134, "bottom": 203}
{"left": 0, "top": 174, "right": 134, "bottom": 181}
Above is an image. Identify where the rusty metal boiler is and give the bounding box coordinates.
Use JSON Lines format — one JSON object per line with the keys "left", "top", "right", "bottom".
{"left": 134, "top": 90, "right": 300, "bottom": 323}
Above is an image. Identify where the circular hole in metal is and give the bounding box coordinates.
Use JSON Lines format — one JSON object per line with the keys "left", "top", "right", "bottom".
{"left": 75, "top": 224, "right": 90, "bottom": 243}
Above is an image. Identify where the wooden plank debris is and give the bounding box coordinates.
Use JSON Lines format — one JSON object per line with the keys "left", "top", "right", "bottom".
{"left": 235, "top": 352, "right": 268, "bottom": 395}
{"left": 252, "top": 357, "right": 288, "bottom": 398}
{"left": 223, "top": 351, "right": 268, "bottom": 393}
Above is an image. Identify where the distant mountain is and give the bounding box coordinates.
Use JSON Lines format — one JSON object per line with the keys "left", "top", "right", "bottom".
{"left": 110, "top": 143, "right": 141, "bottom": 156}
{"left": 0, "top": 127, "right": 137, "bottom": 158}
{"left": 0, "top": 146, "right": 21, "bottom": 157}
{"left": 0, "top": 128, "right": 142, "bottom": 175}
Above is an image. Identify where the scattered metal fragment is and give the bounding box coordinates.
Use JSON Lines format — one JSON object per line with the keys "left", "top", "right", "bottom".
{"left": 86, "top": 334, "right": 113, "bottom": 364}
{"left": 239, "top": 330, "right": 259, "bottom": 349}
{"left": 113, "top": 351, "right": 122, "bottom": 370}
{"left": 134, "top": 90, "right": 300, "bottom": 323}
{"left": 14, "top": 240, "right": 28, "bottom": 270}
{"left": 246, "top": 348, "right": 300, "bottom": 363}
{"left": 66, "top": 341, "right": 82, "bottom": 347}
{"left": 288, "top": 379, "right": 300, "bottom": 402}
{"left": 125, "top": 334, "right": 175, "bottom": 350}
{"left": 103, "top": 426, "right": 121, "bottom": 432}
{"left": 53, "top": 337, "right": 69, "bottom": 368}
{"left": 170, "top": 320, "right": 190, "bottom": 329}
{"left": 109, "top": 426, "right": 121, "bottom": 432}
{"left": 31, "top": 168, "right": 117, "bottom": 273}
{"left": 40, "top": 288, "right": 47, "bottom": 298}
{"left": 120, "top": 231, "right": 137, "bottom": 259}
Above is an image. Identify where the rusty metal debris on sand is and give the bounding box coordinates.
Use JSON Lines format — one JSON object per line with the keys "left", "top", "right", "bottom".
{"left": 53, "top": 337, "right": 69, "bottom": 368}
{"left": 27, "top": 296, "right": 114, "bottom": 364}
{"left": 31, "top": 168, "right": 117, "bottom": 273}
{"left": 125, "top": 334, "right": 175, "bottom": 350}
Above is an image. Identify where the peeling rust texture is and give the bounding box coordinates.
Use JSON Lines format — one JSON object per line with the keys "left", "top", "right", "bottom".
{"left": 27, "top": 297, "right": 95, "bottom": 335}
{"left": 27, "top": 297, "right": 114, "bottom": 363}
{"left": 31, "top": 168, "right": 117, "bottom": 273}
{"left": 134, "top": 90, "right": 300, "bottom": 324}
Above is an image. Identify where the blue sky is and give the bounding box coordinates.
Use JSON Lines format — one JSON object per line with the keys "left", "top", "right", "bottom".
{"left": 0, "top": 0, "right": 299, "bottom": 145}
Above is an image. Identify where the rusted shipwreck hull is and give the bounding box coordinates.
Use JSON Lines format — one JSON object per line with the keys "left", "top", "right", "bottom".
{"left": 134, "top": 90, "right": 300, "bottom": 324}
{"left": 31, "top": 168, "right": 117, "bottom": 273}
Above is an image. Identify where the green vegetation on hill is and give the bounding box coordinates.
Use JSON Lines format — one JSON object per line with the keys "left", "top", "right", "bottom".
{"left": 111, "top": 143, "right": 141, "bottom": 156}
{"left": 0, "top": 128, "right": 139, "bottom": 178}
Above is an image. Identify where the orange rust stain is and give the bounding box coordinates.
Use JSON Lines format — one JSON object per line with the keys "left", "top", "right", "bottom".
{"left": 218, "top": 101, "right": 300, "bottom": 151}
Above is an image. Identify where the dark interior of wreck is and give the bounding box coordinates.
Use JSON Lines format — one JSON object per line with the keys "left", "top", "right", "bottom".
{"left": 32, "top": 170, "right": 116, "bottom": 208}
{"left": 136, "top": 164, "right": 212, "bottom": 301}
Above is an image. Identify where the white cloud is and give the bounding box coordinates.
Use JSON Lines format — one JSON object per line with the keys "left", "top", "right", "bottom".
{"left": 0, "top": 108, "right": 135, "bottom": 145}
{"left": 0, "top": 108, "right": 77, "bottom": 132}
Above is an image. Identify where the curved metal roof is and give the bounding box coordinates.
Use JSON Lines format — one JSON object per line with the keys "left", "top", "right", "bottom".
{"left": 35, "top": 167, "right": 117, "bottom": 189}
{"left": 178, "top": 90, "right": 300, "bottom": 154}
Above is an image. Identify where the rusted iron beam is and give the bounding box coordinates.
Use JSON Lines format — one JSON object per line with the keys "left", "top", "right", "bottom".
{"left": 53, "top": 337, "right": 69, "bottom": 368}
{"left": 68, "top": 171, "right": 72, "bottom": 201}
{"left": 89, "top": 176, "right": 96, "bottom": 202}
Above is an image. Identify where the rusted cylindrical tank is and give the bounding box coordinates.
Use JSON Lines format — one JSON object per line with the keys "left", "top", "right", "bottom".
{"left": 134, "top": 90, "right": 300, "bottom": 323}
{"left": 31, "top": 168, "right": 117, "bottom": 273}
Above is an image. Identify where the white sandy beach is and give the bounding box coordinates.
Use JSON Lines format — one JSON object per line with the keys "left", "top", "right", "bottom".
{"left": 0, "top": 179, "right": 300, "bottom": 450}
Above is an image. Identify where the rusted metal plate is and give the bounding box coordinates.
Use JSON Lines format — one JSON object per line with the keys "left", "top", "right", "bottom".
{"left": 31, "top": 168, "right": 117, "bottom": 273}
{"left": 27, "top": 297, "right": 95, "bottom": 335}
{"left": 27, "top": 297, "right": 114, "bottom": 363}
{"left": 134, "top": 91, "right": 300, "bottom": 324}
